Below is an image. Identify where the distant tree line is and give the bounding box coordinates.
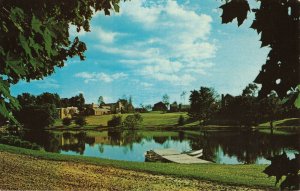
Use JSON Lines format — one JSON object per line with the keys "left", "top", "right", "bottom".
{"left": 0, "top": 92, "right": 86, "bottom": 129}
{"left": 60, "top": 93, "right": 85, "bottom": 111}
{"left": 188, "top": 84, "right": 299, "bottom": 129}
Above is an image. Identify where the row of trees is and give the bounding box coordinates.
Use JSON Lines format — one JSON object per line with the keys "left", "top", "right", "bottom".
{"left": 0, "top": 92, "right": 86, "bottom": 128}
{"left": 61, "top": 93, "right": 85, "bottom": 111}
{"left": 188, "top": 84, "right": 299, "bottom": 128}
{"left": 17, "top": 92, "right": 85, "bottom": 110}
{"left": 1, "top": 91, "right": 142, "bottom": 128}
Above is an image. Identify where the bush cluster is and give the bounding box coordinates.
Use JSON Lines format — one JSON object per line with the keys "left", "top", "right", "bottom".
{"left": 75, "top": 116, "right": 87, "bottom": 127}
{"left": 178, "top": 115, "right": 185, "bottom": 126}
{"left": 62, "top": 117, "right": 72, "bottom": 126}
{"left": 0, "top": 135, "right": 42, "bottom": 150}
{"left": 123, "top": 113, "right": 143, "bottom": 129}
{"left": 107, "top": 115, "right": 122, "bottom": 127}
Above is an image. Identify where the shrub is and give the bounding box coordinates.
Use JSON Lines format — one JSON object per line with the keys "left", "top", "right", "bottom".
{"left": 62, "top": 117, "right": 72, "bottom": 126}
{"left": 178, "top": 115, "right": 185, "bottom": 126}
{"left": 13, "top": 104, "right": 56, "bottom": 129}
{"left": 0, "top": 135, "right": 42, "bottom": 150}
{"left": 107, "top": 115, "right": 122, "bottom": 127}
{"left": 75, "top": 116, "right": 87, "bottom": 127}
{"left": 123, "top": 113, "right": 143, "bottom": 130}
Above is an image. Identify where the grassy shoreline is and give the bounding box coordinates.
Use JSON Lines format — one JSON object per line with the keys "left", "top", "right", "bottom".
{"left": 49, "top": 112, "right": 299, "bottom": 135}
{"left": 0, "top": 144, "right": 276, "bottom": 189}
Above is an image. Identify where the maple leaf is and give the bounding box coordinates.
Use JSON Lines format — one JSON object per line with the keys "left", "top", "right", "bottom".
{"left": 220, "top": 0, "right": 250, "bottom": 26}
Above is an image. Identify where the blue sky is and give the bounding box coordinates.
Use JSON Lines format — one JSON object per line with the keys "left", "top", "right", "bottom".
{"left": 11, "top": 0, "right": 269, "bottom": 106}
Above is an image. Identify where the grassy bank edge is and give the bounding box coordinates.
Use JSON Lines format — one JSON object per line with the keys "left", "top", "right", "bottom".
{"left": 50, "top": 114, "right": 300, "bottom": 132}
{"left": 0, "top": 144, "right": 276, "bottom": 189}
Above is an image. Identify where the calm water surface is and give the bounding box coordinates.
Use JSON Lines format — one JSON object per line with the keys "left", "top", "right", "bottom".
{"left": 24, "top": 129, "right": 299, "bottom": 164}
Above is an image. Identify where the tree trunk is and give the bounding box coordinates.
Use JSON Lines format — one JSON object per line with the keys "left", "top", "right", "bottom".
{"left": 270, "top": 120, "right": 274, "bottom": 134}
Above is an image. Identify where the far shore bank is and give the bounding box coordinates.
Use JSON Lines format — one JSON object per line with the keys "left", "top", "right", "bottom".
{"left": 47, "top": 113, "right": 299, "bottom": 135}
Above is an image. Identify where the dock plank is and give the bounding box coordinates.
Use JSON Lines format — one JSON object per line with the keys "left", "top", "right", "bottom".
{"left": 153, "top": 148, "right": 181, "bottom": 156}
{"left": 162, "top": 154, "right": 211, "bottom": 164}
{"left": 148, "top": 148, "right": 212, "bottom": 164}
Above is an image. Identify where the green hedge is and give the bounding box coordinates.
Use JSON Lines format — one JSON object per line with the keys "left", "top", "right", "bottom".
{"left": 0, "top": 135, "right": 42, "bottom": 150}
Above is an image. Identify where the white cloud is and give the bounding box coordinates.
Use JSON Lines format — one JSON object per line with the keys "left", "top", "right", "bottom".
{"left": 96, "top": 45, "right": 159, "bottom": 58}
{"left": 75, "top": 72, "right": 127, "bottom": 83}
{"left": 140, "top": 82, "right": 153, "bottom": 88}
{"left": 94, "top": 0, "right": 216, "bottom": 86}
{"left": 93, "top": 27, "right": 125, "bottom": 44}
{"left": 150, "top": 73, "right": 196, "bottom": 86}
{"left": 143, "top": 59, "right": 183, "bottom": 74}
{"left": 102, "top": 96, "right": 114, "bottom": 103}
{"left": 121, "top": 0, "right": 211, "bottom": 38}
{"left": 120, "top": 0, "right": 161, "bottom": 27}
{"left": 69, "top": 24, "right": 126, "bottom": 44}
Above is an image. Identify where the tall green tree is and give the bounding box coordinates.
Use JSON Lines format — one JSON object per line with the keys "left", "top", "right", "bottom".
{"left": 69, "top": 93, "right": 85, "bottom": 111}
{"left": 162, "top": 94, "right": 170, "bottom": 109}
{"left": 242, "top": 83, "right": 258, "bottom": 97}
{"left": 98, "top": 96, "right": 105, "bottom": 106}
{"left": 128, "top": 95, "right": 133, "bottom": 105}
{"left": 259, "top": 92, "right": 282, "bottom": 130}
{"left": 14, "top": 103, "right": 56, "bottom": 129}
{"left": 180, "top": 91, "right": 187, "bottom": 104}
{"left": 0, "top": 0, "right": 121, "bottom": 122}
{"left": 220, "top": 84, "right": 261, "bottom": 127}
{"left": 118, "top": 98, "right": 134, "bottom": 113}
{"left": 188, "top": 87, "right": 218, "bottom": 125}
{"left": 36, "top": 92, "right": 61, "bottom": 107}
{"left": 17, "top": 93, "right": 36, "bottom": 106}
{"left": 60, "top": 98, "right": 69, "bottom": 108}
{"left": 123, "top": 113, "right": 143, "bottom": 130}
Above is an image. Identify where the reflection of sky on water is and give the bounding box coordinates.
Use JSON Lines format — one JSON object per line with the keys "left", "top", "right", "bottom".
{"left": 214, "top": 146, "right": 243, "bottom": 164}
{"left": 256, "top": 149, "right": 299, "bottom": 164}
{"left": 47, "top": 130, "right": 300, "bottom": 164}
{"left": 61, "top": 138, "right": 192, "bottom": 162}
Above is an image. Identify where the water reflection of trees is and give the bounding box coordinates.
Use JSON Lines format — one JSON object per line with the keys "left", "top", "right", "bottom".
{"left": 39, "top": 130, "right": 145, "bottom": 154}
{"left": 23, "top": 131, "right": 96, "bottom": 154}
{"left": 60, "top": 132, "right": 92, "bottom": 155}
{"left": 108, "top": 130, "right": 143, "bottom": 151}
{"left": 188, "top": 131, "right": 299, "bottom": 164}
{"left": 152, "top": 136, "right": 169, "bottom": 144}
{"left": 23, "top": 130, "right": 299, "bottom": 164}
{"left": 23, "top": 130, "right": 61, "bottom": 153}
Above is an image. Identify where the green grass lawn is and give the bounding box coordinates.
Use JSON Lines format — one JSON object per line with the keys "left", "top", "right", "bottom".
{"left": 54, "top": 112, "right": 190, "bottom": 129}
{"left": 141, "top": 112, "right": 188, "bottom": 127}
{"left": 53, "top": 113, "right": 300, "bottom": 132}
{"left": 258, "top": 118, "right": 300, "bottom": 134}
{"left": 84, "top": 130, "right": 179, "bottom": 138}
{"left": 0, "top": 144, "right": 276, "bottom": 189}
{"left": 259, "top": 118, "right": 300, "bottom": 127}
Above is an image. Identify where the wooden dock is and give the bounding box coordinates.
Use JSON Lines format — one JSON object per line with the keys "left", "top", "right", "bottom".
{"left": 145, "top": 148, "right": 212, "bottom": 164}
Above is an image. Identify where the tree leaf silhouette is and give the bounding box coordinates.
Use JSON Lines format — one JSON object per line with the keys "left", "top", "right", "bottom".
{"left": 220, "top": 0, "right": 250, "bottom": 26}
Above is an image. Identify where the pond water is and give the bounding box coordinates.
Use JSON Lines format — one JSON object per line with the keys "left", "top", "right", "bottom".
{"left": 23, "top": 130, "right": 299, "bottom": 164}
